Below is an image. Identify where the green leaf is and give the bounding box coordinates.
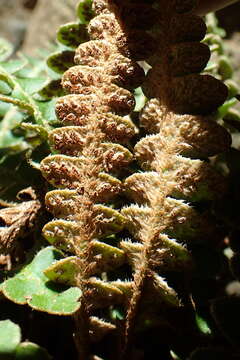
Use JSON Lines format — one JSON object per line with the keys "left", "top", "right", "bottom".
{"left": 0, "top": 320, "right": 21, "bottom": 355}
{"left": 0, "top": 50, "right": 56, "bottom": 131}
{"left": 195, "top": 314, "right": 211, "bottom": 335}
{"left": 219, "top": 55, "right": 233, "bottom": 80}
{"left": 217, "top": 98, "right": 236, "bottom": 119}
{"left": 0, "top": 321, "right": 51, "bottom": 360}
{"left": 15, "top": 53, "right": 49, "bottom": 79}
{"left": 0, "top": 80, "right": 12, "bottom": 95}
{"left": 0, "top": 105, "right": 27, "bottom": 151}
{"left": 11, "top": 86, "right": 29, "bottom": 102}
{"left": 0, "top": 71, "right": 14, "bottom": 89}
{"left": 57, "top": 23, "right": 88, "bottom": 48}
{"left": 47, "top": 51, "right": 75, "bottom": 74}
{"left": 15, "top": 342, "right": 51, "bottom": 360}
{"left": 17, "top": 78, "right": 47, "bottom": 95}
{"left": 0, "top": 100, "right": 11, "bottom": 116}
{"left": 77, "top": 0, "right": 94, "bottom": 24}
{"left": 0, "top": 38, "right": 13, "bottom": 62}
{"left": 1, "top": 247, "right": 81, "bottom": 315}
{"left": 225, "top": 79, "right": 240, "bottom": 98}
{"left": 36, "top": 99, "right": 57, "bottom": 123}
{"left": 0, "top": 59, "right": 27, "bottom": 74}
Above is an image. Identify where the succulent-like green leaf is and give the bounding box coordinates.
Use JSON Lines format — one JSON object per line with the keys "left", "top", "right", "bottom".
{"left": 0, "top": 320, "right": 21, "bottom": 355}
{"left": 57, "top": 23, "right": 89, "bottom": 48}
{"left": 1, "top": 247, "right": 81, "bottom": 315}
{"left": 0, "top": 320, "right": 51, "bottom": 360}
{"left": 15, "top": 342, "right": 51, "bottom": 360}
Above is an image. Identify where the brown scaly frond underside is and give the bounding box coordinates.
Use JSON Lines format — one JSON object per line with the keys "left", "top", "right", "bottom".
{"left": 40, "top": 1, "right": 157, "bottom": 359}
{"left": 120, "top": 0, "right": 231, "bottom": 358}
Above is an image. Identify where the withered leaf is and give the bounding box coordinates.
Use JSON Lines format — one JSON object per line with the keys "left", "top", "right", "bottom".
{"left": 0, "top": 188, "right": 41, "bottom": 269}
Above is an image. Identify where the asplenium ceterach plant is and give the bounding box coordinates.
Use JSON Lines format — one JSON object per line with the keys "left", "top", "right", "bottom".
{"left": 0, "top": 1, "right": 238, "bottom": 359}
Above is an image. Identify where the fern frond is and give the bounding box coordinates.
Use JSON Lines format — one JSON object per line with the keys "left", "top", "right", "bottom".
{"left": 40, "top": 0, "right": 156, "bottom": 358}
{"left": 121, "top": 1, "right": 231, "bottom": 357}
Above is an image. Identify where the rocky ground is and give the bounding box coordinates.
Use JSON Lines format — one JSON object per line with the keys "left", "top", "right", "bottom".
{"left": 0, "top": 0, "right": 76, "bottom": 54}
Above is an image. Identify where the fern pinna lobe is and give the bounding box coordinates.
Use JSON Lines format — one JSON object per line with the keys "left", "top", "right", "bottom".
{"left": 121, "top": 0, "right": 231, "bottom": 357}
{"left": 40, "top": 1, "right": 155, "bottom": 359}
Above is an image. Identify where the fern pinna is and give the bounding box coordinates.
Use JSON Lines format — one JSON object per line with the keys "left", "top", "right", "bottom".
{"left": 120, "top": 0, "right": 231, "bottom": 357}
{"left": 40, "top": 0, "right": 155, "bottom": 359}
